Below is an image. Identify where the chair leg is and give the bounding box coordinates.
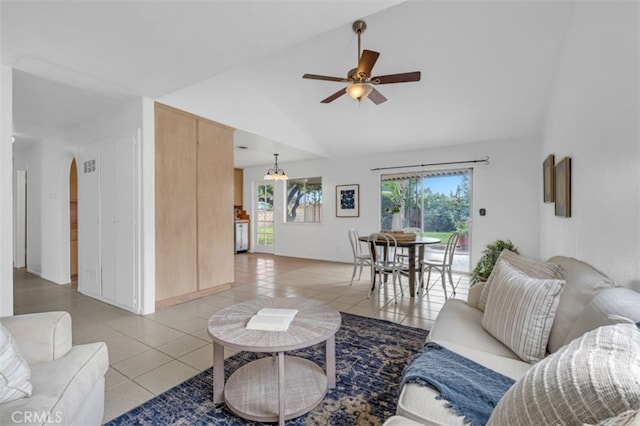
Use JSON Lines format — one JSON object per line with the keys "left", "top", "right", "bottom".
{"left": 350, "top": 262, "right": 358, "bottom": 285}
{"left": 392, "top": 271, "right": 398, "bottom": 303}
{"left": 447, "top": 267, "right": 456, "bottom": 296}
{"left": 441, "top": 268, "right": 448, "bottom": 299}
{"left": 367, "top": 267, "right": 375, "bottom": 299}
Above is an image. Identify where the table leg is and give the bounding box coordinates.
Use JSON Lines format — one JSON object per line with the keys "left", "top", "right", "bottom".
{"left": 212, "top": 341, "right": 225, "bottom": 404}
{"left": 278, "top": 351, "right": 285, "bottom": 426}
{"left": 326, "top": 335, "right": 336, "bottom": 389}
{"left": 408, "top": 245, "right": 416, "bottom": 297}
{"left": 417, "top": 245, "right": 425, "bottom": 296}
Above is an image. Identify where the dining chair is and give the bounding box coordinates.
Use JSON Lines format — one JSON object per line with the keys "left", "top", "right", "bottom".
{"left": 367, "top": 233, "right": 405, "bottom": 302}
{"left": 418, "top": 232, "right": 461, "bottom": 299}
{"left": 348, "top": 228, "right": 372, "bottom": 285}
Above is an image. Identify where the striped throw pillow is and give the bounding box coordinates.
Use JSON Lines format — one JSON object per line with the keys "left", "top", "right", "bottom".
{"left": 477, "top": 249, "right": 563, "bottom": 312}
{"left": 488, "top": 323, "right": 640, "bottom": 426}
{"left": 481, "top": 259, "right": 565, "bottom": 363}
{"left": 0, "top": 324, "right": 33, "bottom": 404}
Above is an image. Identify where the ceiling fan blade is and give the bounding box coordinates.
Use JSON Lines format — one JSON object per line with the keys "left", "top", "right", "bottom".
{"left": 321, "top": 88, "right": 347, "bottom": 103}
{"left": 371, "top": 71, "right": 421, "bottom": 85}
{"left": 368, "top": 88, "right": 387, "bottom": 105}
{"left": 303, "top": 73, "right": 349, "bottom": 83}
{"left": 356, "top": 50, "right": 380, "bottom": 78}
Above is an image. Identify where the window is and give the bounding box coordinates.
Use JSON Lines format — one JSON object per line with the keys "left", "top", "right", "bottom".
{"left": 286, "top": 177, "right": 322, "bottom": 223}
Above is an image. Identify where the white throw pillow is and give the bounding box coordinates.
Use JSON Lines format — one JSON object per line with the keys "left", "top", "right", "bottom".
{"left": 477, "top": 249, "right": 562, "bottom": 312}
{"left": 481, "top": 258, "right": 565, "bottom": 363}
{"left": 592, "top": 410, "right": 640, "bottom": 426}
{"left": 487, "top": 323, "right": 640, "bottom": 426}
{"left": 0, "top": 324, "right": 33, "bottom": 404}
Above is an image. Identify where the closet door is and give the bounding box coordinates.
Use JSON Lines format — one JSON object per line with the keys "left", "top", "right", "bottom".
{"left": 77, "top": 146, "right": 101, "bottom": 297}
{"left": 155, "top": 106, "right": 198, "bottom": 300}
{"left": 99, "top": 142, "right": 117, "bottom": 302}
{"left": 98, "top": 137, "right": 136, "bottom": 309}
{"left": 114, "top": 137, "right": 136, "bottom": 309}
{"left": 197, "top": 120, "right": 234, "bottom": 289}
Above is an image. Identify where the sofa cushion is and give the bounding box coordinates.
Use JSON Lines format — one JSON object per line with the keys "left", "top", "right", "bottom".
{"left": 0, "top": 324, "right": 32, "bottom": 404}
{"left": 429, "top": 299, "right": 521, "bottom": 360}
{"left": 478, "top": 250, "right": 562, "bottom": 312}
{"left": 546, "top": 256, "right": 616, "bottom": 353}
{"left": 0, "top": 342, "right": 108, "bottom": 424}
{"left": 487, "top": 323, "right": 640, "bottom": 426}
{"left": 482, "top": 259, "right": 565, "bottom": 363}
{"left": 563, "top": 287, "right": 640, "bottom": 344}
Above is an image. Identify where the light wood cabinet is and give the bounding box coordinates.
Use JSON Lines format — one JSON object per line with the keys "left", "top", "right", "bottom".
{"left": 234, "top": 168, "right": 243, "bottom": 207}
{"left": 155, "top": 103, "right": 234, "bottom": 306}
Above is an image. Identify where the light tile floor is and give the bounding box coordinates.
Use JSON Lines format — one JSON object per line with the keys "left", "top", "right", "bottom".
{"left": 12, "top": 253, "right": 470, "bottom": 423}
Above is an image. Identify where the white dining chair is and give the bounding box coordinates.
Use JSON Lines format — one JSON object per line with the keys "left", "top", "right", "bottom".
{"left": 367, "top": 233, "right": 405, "bottom": 302}
{"left": 418, "top": 232, "right": 461, "bottom": 299}
{"left": 348, "top": 228, "right": 372, "bottom": 285}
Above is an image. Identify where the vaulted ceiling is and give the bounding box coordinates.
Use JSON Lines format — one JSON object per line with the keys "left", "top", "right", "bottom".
{"left": 2, "top": 1, "right": 574, "bottom": 167}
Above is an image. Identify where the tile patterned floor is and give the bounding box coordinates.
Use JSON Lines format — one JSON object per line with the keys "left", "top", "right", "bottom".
{"left": 12, "top": 253, "right": 470, "bottom": 423}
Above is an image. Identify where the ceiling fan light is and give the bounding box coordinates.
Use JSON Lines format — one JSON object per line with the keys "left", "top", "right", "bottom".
{"left": 346, "top": 83, "right": 373, "bottom": 101}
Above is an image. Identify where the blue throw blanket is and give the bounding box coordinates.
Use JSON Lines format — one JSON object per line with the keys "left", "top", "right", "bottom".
{"left": 400, "top": 342, "right": 515, "bottom": 426}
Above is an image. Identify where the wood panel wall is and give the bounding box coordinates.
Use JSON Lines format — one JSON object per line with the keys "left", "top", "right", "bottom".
{"left": 155, "top": 103, "right": 234, "bottom": 304}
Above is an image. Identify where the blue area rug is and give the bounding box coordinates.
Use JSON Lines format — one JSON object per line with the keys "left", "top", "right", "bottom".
{"left": 105, "top": 312, "right": 429, "bottom": 425}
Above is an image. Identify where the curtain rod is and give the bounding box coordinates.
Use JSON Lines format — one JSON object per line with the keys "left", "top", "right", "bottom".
{"left": 370, "top": 156, "right": 490, "bottom": 172}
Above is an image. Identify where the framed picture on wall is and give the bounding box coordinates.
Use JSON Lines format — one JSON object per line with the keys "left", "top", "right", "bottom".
{"left": 336, "top": 184, "right": 359, "bottom": 217}
{"left": 554, "top": 157, "right": 571, "bottom": 217}
{"left": 543, "top": 154, "right": 555, "bottom": 203}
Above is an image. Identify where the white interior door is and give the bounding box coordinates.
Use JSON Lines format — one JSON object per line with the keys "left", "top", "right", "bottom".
{"left": 99, "top": 142, "right": 117, "bottom": 302}
{"left": 253, "top": 183, "right": 274, "bottom": 253}
{"left": 113, "top": 136, "right": 136, "bottom": 309}
{"left": 77, "top": 146, "right": 101, "bottom": 297}
{"left": 78, "top": 137, "right": 136, "bottom": 310}
{"left": 14, "top": 169, "right": 26, "bottom": 268}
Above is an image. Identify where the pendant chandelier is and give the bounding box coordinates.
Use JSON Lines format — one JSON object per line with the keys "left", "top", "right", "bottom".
{"left": 263, "top": 153, "right": 289, "bottom": 180}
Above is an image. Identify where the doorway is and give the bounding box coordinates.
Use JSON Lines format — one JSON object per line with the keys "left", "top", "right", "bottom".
{"left": 14, "top": 169, "right": 27, "bottom": 269}
{"left": 254, "top": 183, "right": 274, "bottom": 253}
{"left": 69, "top": 159, "right": 78, "bottom": 283}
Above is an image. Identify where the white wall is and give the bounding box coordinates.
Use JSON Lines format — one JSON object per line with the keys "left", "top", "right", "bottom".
{"left": 540, "top": 2, "right": 640, "bottom": 290}
{"left": 11, "top": 97, "right": 155, "bottom": 313}
{"left": 243, "top": 135, "right": 541, "bottom": 268}
{"left": 1, "top": 66, "right": 13, "bottom": 316}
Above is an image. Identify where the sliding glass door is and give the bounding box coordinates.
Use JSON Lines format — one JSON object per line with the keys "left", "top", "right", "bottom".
{"left": 380, "top": 169, "right": 472, "bottom": 271}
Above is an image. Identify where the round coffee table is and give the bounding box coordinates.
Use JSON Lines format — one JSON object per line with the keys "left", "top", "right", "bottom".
{"left": 207, "top": 297, "right": 341, "bottom": 426}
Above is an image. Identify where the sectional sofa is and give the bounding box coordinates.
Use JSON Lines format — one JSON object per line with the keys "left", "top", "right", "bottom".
{"left": 387, "top": 251, "right": 640, "bottom": 425}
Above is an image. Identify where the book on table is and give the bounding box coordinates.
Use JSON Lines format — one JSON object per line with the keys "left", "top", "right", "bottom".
{"left": 245, "top": 308, "right": 299, "bottom": 331}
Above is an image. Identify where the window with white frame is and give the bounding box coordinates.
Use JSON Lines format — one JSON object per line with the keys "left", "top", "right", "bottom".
{"left": 286, "top": 177, "right": 322, "bottom": 223}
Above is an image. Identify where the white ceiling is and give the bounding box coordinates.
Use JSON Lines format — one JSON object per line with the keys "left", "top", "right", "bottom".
{"left": 2, "top": 0, "right": 574, "bottom": 167}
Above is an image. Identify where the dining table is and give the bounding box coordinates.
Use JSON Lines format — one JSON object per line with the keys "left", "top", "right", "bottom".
{"left": 359, "top": 235, "right": 441, "bottom": 297}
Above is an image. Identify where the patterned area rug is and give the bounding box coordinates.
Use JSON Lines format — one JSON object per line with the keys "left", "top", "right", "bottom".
{"left": 106, "top": 313, "right": 429, "bottom": 425}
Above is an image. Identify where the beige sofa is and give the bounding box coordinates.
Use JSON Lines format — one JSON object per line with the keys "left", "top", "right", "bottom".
{"left": 389, "top": 255, "right": 640, "bottom": 425}
{"left": 0, "top": 311, "right": 109, "bottom": 426}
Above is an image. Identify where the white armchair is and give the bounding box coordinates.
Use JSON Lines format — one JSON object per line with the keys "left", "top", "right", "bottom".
{"left": 0, "top": 311, "right": 109, "bottom": 425}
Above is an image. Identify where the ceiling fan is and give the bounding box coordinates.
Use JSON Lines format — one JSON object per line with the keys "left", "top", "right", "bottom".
{"left": 303, "top": 20, "right": 421, "bottom": 105}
